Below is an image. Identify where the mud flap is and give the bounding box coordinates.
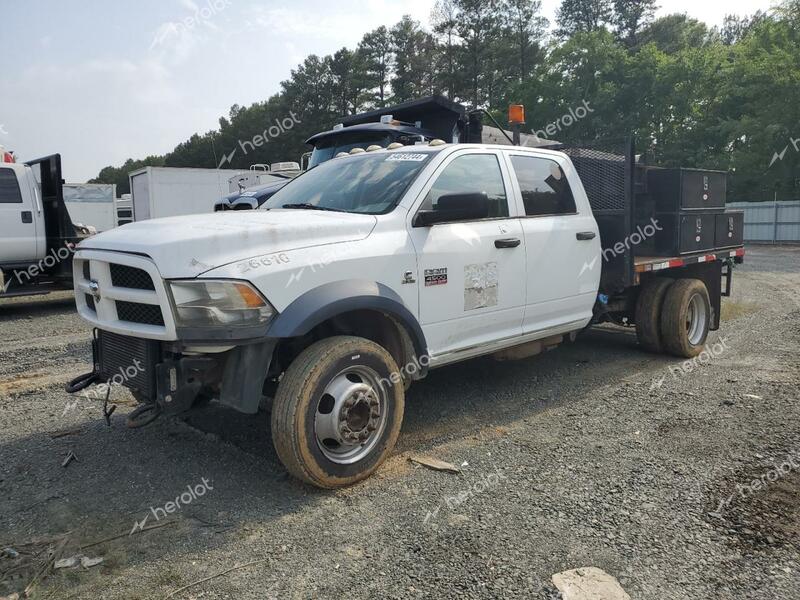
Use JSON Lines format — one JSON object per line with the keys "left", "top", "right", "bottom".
{"left": 219, "top": 341, "right": 277, "bottom": 414}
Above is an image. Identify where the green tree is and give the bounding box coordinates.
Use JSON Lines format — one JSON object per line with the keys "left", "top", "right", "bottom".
{"left": 431, "top": 0, "right": 461, "bottom": 99}
{"left": 390, "top": 16, "right": 431, "bottom": 103}
{"left": 556, "top": 0, "right": 612, "bottom": 36}
{"left": 638, "top": 14, "right": 710, "bottom": 53}
{"left": 500, "top": 0, "right": 548, "bottom": 82}
{"left": 358, "top": 26, "right": 392, "bottom": 106}
{"left": 454, "top": 0, "right": 500, "bottom": 107}
{"left": 613, "top": 0, "right": 658, "bottom": 47}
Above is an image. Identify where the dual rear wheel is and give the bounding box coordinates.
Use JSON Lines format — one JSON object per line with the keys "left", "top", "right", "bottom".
{"left": 635, "top": 277, "right": 712, "bottom": 358}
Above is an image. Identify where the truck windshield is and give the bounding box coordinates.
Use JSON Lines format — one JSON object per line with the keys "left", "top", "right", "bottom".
{"left": 261, "top": 151, "right": 433, "bottom": 215}
{"left": 308, "top": 133, "right": 393, "bottom": 169}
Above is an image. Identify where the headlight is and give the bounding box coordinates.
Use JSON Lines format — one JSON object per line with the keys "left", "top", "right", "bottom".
{"left": 168, "top": 280, "right": 274, "bottom": 328}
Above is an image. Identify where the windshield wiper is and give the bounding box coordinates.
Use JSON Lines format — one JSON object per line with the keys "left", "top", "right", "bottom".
{"left": 280, "top": 203, "right": 344, "bottom": 212}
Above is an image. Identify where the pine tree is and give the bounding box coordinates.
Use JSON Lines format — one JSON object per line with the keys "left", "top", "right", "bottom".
{"left": 613, "top": 0, "right": 658, "bottom": 47}
{"left": 556, "top": 0, "right": 612, "bottom": 36}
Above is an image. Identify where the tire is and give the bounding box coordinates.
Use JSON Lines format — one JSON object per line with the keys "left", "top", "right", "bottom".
{"left": 271, "top": 336, "right": 405, "bottom": 488}
{"left": 635, "top": 277, "right": 673, "bottom": 353}
{"left": 660, "top": 278, "right": 711, "bottom": 358}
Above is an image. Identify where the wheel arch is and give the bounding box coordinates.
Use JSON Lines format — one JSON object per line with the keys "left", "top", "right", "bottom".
{"left": 267, "top": 280, "right": 428, "bottom": 370}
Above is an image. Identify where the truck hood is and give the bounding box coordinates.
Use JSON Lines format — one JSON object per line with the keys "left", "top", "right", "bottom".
{"left": 77, "top": 210, "right": 377, "bottom": 278}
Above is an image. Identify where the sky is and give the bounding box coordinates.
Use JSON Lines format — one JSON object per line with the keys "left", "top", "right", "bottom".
{"left": 0, "top": 0, "right": 779, "bottom": 182}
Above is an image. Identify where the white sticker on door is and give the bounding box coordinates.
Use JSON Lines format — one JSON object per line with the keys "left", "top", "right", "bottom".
{"left": 464, "top": 262, "right": 498, "bottom": 310}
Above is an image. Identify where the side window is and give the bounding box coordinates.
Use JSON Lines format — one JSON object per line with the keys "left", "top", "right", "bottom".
{"left": 0, "top": 168, "right": 23, "bottom": 204}
{"left": 510, "top": 155, "right": 576, "bottom": 216}
{"left": 420, "top": 154, "right": 509, "bottom": 218}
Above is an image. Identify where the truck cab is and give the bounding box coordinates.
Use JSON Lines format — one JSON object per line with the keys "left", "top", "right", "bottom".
{"left": 0, "top": 152, "right": 84, "bottom": 296}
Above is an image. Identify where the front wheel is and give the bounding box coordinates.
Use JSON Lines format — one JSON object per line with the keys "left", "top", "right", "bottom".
{"left": 271, "top": 336, "right": 405, "bottom": 488}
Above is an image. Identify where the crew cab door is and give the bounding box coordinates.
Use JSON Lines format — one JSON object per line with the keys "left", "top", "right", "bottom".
{"left": 407, "top": 150, "right": 526, "bottom": 358}
{"left": 0, "top": 164, "right": 40, "bottom": 263}
{"left": 504, "top": 150, "right": 600, "bottom": 333}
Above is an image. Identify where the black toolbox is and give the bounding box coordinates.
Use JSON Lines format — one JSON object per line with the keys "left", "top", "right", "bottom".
{"left": 715, "top": 211, "right": 745, "bottom": 248}
{"left": 646, "top": 167, "right": 727, "bottom": 211}
{"left": 638, "top": 212, "right": 718, "bottom": 256}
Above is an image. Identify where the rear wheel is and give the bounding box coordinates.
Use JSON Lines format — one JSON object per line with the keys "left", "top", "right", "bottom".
{"left": 660, "top": 278, "right": 711, "bottom": 358}
{"left": 635, "top": 277, "right": 673, "bottom": 353}
{"left": 271, "top": 336, "right": 405, "bottom": 488}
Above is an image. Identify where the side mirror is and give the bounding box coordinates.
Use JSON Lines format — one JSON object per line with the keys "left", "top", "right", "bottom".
{"left": 413, "top": 192, "right": 490, "bottom": 227}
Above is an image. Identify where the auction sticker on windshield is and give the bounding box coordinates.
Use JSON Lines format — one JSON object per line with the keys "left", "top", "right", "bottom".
{"left": 386, "top": 153, "right": 428, "bottom": 162}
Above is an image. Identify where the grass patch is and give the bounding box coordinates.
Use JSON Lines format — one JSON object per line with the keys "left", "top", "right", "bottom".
{"left": 721, "top": 300, "right": 760, "bottom": 321}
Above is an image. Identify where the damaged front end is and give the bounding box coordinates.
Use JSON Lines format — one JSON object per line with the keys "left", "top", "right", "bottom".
{"left": 67, "top": 330, "right": 277, "bottom": 428}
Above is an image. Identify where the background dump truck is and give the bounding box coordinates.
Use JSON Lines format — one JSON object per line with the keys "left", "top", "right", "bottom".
{"left": 67, "top": 104, "right": 744, "bottom": 488}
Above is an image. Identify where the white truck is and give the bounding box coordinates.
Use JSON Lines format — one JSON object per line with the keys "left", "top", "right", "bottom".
{"left": 63, "top": 183, "right": 117, "bottom": 232}
{"left": 115, "top": 194, "right": 133, "bottom": 226}
{"left": 67, "top": 135, "right": 744, "bottom": 488}
{"left": 1, "top": 153, "right": 90, "bottom": 298}
{"left": 129, "top": 166, "right": 247, "bottom": 221}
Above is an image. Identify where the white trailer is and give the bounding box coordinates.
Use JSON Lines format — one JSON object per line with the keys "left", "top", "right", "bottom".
{"left": 63, "top": 183, "right": 117, "bottom": 232}
{"left": 129, "top": 167, "right": 247, "bottom": 221}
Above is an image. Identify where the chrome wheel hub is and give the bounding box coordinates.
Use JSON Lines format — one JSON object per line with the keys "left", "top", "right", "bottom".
{"left": 686, "top": 292, "right": 708, "bottom": 346}
{"left": 314, "top": 366, "right": 388, "bottom": 464}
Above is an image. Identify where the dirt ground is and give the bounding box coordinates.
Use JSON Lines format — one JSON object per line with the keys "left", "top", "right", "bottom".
{"left": 1, "top": 245, "right": 799, "bottom": 599}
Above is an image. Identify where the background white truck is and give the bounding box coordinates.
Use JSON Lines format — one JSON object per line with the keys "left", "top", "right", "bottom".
{"left": 129, "top": 166, "right": 247, "bottom": 221}
{"left": 1, "top": 153, "right": 89, "bottom": 297}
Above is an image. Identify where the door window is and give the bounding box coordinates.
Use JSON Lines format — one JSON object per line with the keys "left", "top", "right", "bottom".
{"left": 0, "top": 168, "right": 23, "bottom": 203}
{"left": 420, "top": 154, "right": 509, "bottom": 218}
{"left": 510, "top": 155, "right": 576, "bottom": 216}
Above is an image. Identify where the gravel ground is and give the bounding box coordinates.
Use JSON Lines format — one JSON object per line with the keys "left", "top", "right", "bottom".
{"left": 1, "top": 245, "right": 798, "bottom": 599}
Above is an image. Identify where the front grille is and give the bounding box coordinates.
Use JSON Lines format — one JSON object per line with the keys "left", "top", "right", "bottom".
{"left": 97, "top": 330, "right": 159, "bottom": 397}
{"left": 85, "top": 294, "right": 96, "bottom": 312}
{"left": 116, "top": 301, "right": 164, "bottom": 326}
{"left": 110, "top": 264, "right": 155, "bottom": 290}
{"left": 83, "top": 261, "right": 91, "bottom": 280}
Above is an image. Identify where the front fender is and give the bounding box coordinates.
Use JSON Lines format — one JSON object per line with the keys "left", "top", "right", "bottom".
{"left": 267, "top": 279, "right": 427, "bottom": 358}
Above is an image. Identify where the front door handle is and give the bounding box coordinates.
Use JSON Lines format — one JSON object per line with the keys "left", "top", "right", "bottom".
{"left": 495, "top": 238, "right": 521, "bottom": 249}
{"left": 21, "top": 211, "right": 32, "bottom": 224}
{"left": 576, "top": 231, "right": 596, "bottom": 241}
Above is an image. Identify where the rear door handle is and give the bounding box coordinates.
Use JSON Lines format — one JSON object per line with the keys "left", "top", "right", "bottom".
{"left": 495, "top": 238, "right": 521, "bottom": 249}
{"left": 21, "top": 211, "right": 32, "bottom": 224}
{"left": 576, "top": 231, "right": 596, "bottom": 241}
